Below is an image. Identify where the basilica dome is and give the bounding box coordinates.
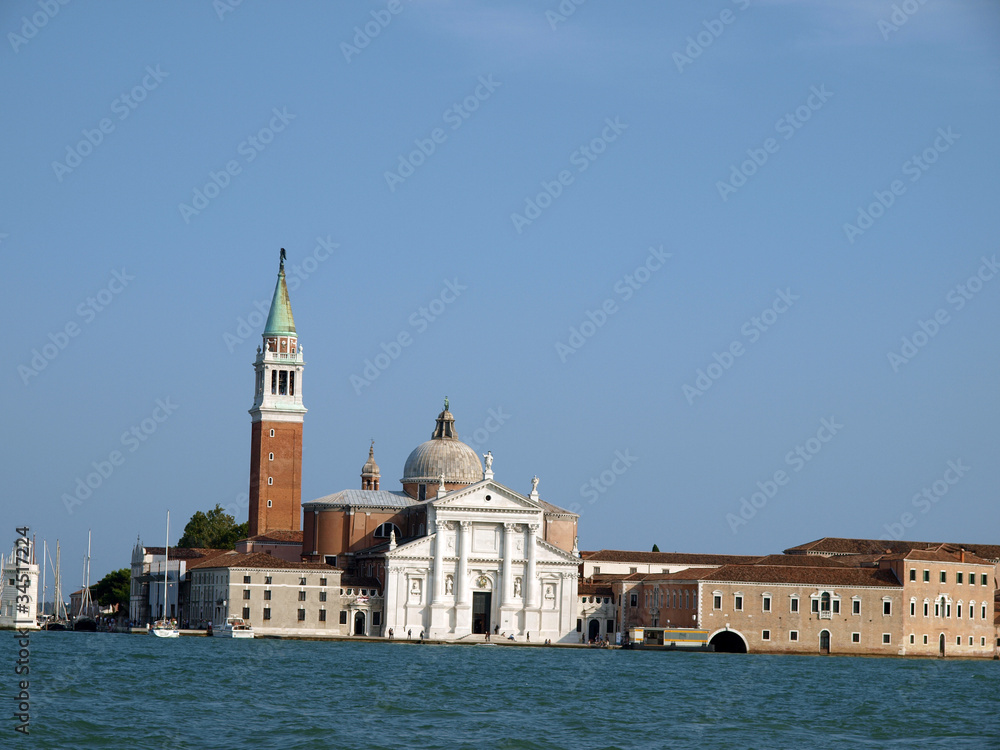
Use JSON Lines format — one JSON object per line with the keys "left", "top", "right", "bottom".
{"left": 401, "top": 402, "right": 483, "bottom": 487}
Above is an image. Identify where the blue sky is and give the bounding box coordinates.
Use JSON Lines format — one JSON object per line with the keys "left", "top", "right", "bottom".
{"left": 2, "top": 1, "right": 998, "bottom": 592}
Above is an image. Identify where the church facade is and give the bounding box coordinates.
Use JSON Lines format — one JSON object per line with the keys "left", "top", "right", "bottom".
{"left": 240, "top": 252, "right": 581, "bottom": 641}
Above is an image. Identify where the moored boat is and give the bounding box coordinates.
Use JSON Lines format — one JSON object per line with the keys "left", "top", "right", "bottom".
{"left": 215, "top": 616, "right": 254, "bottom": 639}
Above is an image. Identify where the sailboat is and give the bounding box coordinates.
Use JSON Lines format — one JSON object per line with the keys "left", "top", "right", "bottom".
{"left": 73, "top": 530, "right": 97, "bottom": 631}
{"left": 151, "top": 511, "right": 179, "bottom": 638}
{"left": 42, "top": 541, "right": 70, "bottom": 630}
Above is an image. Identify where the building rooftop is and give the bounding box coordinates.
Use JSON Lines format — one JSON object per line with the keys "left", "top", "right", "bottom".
{"left": 304, "top": 489, "right": 416, "bottom": 510}
{"left": 242, "top": 530, "right": 304, "bottom": 544}
{"left": 188, "top": 551, "right": 339, "bottom": 571}
{"left": 703, "top": 564, "right": 901, "bottom": 587}
{"left": 581, "top": 550, "right": 760, "bottom": 566}
{"left": 784, "top": 537, "right": 1000, "bottom": 560}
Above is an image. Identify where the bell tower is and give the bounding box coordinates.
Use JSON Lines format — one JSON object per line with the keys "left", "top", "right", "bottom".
{"left": 248, "top": 249, "right": 306, "bottom": 537}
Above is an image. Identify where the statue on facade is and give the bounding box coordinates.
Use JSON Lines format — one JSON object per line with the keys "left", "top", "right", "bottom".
{"left": 531, "top": 476, "right": 539, "bottom": 493}
{"left": 484, "top": 451, "right": 493, "bottom": 471}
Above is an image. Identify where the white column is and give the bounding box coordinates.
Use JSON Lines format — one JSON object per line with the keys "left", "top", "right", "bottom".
{"left": 457, "top": 521, "right": 471, "bottom": 606}
{"left": 501, "top": 523, "right": 516, "bottom": 607}
{"left": 384, "top": 566, "right": 399, "bottom": 635}
{"left": 432, "top": 520, "right": 447, "bottom": 604}
{"left": 526, "top": 523, "right": 539, "bottom": 608}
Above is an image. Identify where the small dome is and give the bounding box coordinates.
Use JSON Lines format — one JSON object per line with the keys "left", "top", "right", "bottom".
{"left": 401, "top": 402, "right": 482, "bottom": 486}
{"left": 361, "top": 441, "right": 380, "bottom": 476}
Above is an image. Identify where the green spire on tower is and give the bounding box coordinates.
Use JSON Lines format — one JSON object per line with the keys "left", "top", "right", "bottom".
{"left": 264, "top": 248, "right": 296, "bottom": 336}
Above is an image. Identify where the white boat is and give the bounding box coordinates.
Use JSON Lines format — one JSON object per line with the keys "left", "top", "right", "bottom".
{"left": 216, "top": 616, "right": 254, "bottom": 639}
{"left": 150, "top": 511, "right": 178, "bottom": 639}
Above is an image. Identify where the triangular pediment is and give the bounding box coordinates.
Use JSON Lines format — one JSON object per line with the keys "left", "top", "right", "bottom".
{"left": 431, "top": 479, "right": 541, "bottom": 512}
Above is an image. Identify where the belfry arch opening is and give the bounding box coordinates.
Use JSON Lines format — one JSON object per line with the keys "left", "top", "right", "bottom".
{"left": 710, "top": 630, "right": 747, "bottom": 653}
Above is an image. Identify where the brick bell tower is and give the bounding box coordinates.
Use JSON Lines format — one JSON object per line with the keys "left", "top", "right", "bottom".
{"left": 248, "top": 249, "right": 306, "bottom": 537}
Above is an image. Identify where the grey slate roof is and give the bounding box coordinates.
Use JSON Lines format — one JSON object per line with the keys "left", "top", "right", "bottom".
{"left": 303, "top": 489, "right": 416, "bottom": 510}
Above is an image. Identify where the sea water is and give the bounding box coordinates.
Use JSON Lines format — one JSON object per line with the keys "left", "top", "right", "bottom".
{"left": 3, "top": 632, "right": 998, "bottom": 749}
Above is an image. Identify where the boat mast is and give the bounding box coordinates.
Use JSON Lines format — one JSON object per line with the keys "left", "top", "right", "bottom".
{"left": 40, "top": 540, "right": 47, "bottom": 619}
{"left": 78, "top": 530, "right": 93, "bottom": 619}
{"left": 163, "top": 511, "right": 170, "bottom": 621}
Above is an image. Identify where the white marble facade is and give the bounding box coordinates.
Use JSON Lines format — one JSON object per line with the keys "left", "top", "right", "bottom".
{"left": 383, "top": 479, "right": 579, "bottom": 642}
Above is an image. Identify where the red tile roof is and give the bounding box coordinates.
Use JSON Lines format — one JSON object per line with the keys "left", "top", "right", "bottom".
{"left": 144, "top": 547, "right": 231, "bottom": 562}
{"left": 784, "top": 537, "right": 1000, "bottom": 560}
{"left": 578, "top": 582, "right": 614, "bottom": 595}
{"left": 188, "top": 551, "right": 339, "bottom": 571}
{"left": 242, "top": 530, "right": 303, "bottom": 544}
{"left": 582, "top": 550, "right": 760, "bottom": 565}
{"left": 702, "top": 564, "right": 901, "bottom": 587}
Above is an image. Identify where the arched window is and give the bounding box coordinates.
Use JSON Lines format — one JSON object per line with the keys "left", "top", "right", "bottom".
{"left": 374, "top": 522, "right": 401, "bottom": 540}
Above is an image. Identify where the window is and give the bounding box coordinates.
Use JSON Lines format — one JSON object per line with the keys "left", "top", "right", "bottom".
{"left": 319, "top": 609, "right": 326, "bottom": 622}
{"left": 576, "top": 619, "right": 582, "bottom": 633}
{"left": 981, "top": 574, "right": 988, "bottom": 586}
{"left": 265, "top": 576, "right": 272, "bottom": 584}
{"left": 734, "top": 595, "right": 743, "bottom": 611}
{"left": 969, "top": 603, "right": 974, "bottom": 619}
{"left": 940, "top": 571, "right": 946, "bottom": 583}
{"left": 279, "top": 370, "right": 288, "bottom": 395}
{"left": 946, "top": 603, "right": 951, "bottom": 618}
{"left": 852, "top": 599, "right": 861, "bottom": 615}
{"left": 982, "top": 638, "right": 986, "bottom": 647}
{"left": 374, "top": 522, "right": 401, "bottom": 539}
{"left": 593, "top": 567, "right": 601, "bottom": 575}
{"left": 263, "top": 608, "right": 271, "bottom": 620}
{"left": 811, "top": 599, "right": 820, "bottom": 614}
{"left": 630, "top": 593, "right": 638, "bottom": 607}
{"left": 923, "top": 602, "right": 929, "bottom": 617}
{"left": 271, "top": 371, "right": 276, "bottom": 394}
{"left": 852, "top": 632, "right": 860, "bottom": 643}
{"left": 956, "top": 572, "right": 963, "bottom": 584}
{"left": 909, "top": 634, "right": 915, "bottom": 644}
{"left": 882, "top": 634, "right": 891, "bottom": 644}
{"left": 934, "top": 602, "right": 940, "bottom": 617}
{"left": 909, "top": 569, "right": 916, "bottom": 582}
{"left": 832, "top": 600, "right": 840, "bottom": 614}
{"left": 268, "top": 477, "right": 273, "bottom": 486}
{"left": 243, "top": 575, "right": 251, "bottom": 584}
{"left": 713, "top": 595, "right": 722, "bottom": 610}
{"left": 923, "top": 635, "right": 928, "bottom": 644}
{"left": 299, "top": 577, "right": 307, "bottom": 585}
{"left": 242, "top": 607, "right": 250, "bottom": 620}
{"left": 762, "top": 630, "right": 770, "bottom": 641}
{"left": 320, "top": 578, "right": 327, "bottom": 587}
{"left": 968, "top": 637, "right": 973, "bottom": 646}
{"left": 820, "top": 593, "right": 831, "bottom": 614}
{"left": 243, "top": 589, "right": 250, "bottom": 600}
{"left": 298, "top": 591, "right": 306, "bottom": 601}
{"left": 957, "top": 603, "right": 962, "bottom": 619}
{"left": 297, "top": 609, "right": 305, "bottom": 621}
{"left": 956, "top": 636, "right": 961, "bottom": 646}
{"left": 883, "top": 600, "right": 892, "bottom": 616}
{"left": 339, "top": 610, "right": 347, "bottom": 624}
{"left": 923, "top": 570, "right": 929, "bottom": 582}
{"left": 969, "top": 573, "right": 976, "bottom": 586}
{"left": 789, "top": 631, "right": 798, "bottom": 642}
{"left": 264, "top": 590, "right": 271, "bottom": 601}
{"left": 267, "top": 500, "right": 272, "bottom": 508}
{"left": 319, "top": 591, "right": 327, "bottom": 602}
{"left": 630, "top": 567, "right": 638, "bottom": 574}
{"left": 325, "top": 556, "right": 337, "bottom": 567}
{"left": 289, "top": 371, "right": 295, "bottom": 396}
{"left": 982, "top": 604, "right": 987, "bottom": 620}
{"left": 790, "top": 597, "right": 799, "bottom": 613}
{"left": 762, "top": 596, "right": 771, "bottom": 612}
{"left": 269, "top": 453, "right": 274, "bottom": 461}
{"left": 607, "top": 619, "right": 614, "bottom": 633}
{"left": 373, "top": 612, "right": 382, "bottom": 627}
{"left": 910, "top": 601, "right": 916, "bottom": 616}
{"left": 269, "top": 429, "right": 275, "bottom": 437}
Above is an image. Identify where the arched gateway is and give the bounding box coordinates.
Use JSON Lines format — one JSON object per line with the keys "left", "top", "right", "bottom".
{"left": 709, "top": 629, "right": 748, "bottom": 653}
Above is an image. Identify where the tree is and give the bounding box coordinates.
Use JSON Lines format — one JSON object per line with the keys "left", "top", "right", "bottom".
{"left": 651, "top": 543, "right": 660, "bottom": 552}
{"left": 92, "top": 568, "right": 131, "bottom": 612}
{"left": 177, "top": 505, "right": 248, "bottom": 549}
